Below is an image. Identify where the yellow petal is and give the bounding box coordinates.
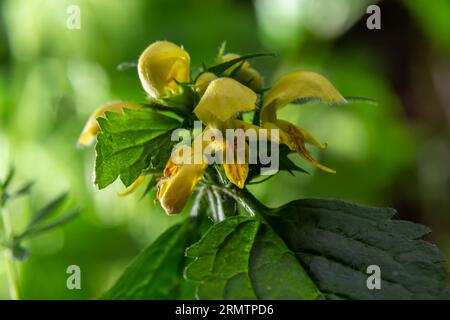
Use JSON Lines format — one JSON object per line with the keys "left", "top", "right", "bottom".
{"left": 230, "top": 119, "right": 282, "bottom": 145}
{"left": 261, "top": 71, "right": 346, "bottom": 122}
{"left": 282, "top": 122, "right": 335, "bottom": 174}
{"left": 157, "top": 145, "right": 207, "bottom": 215}
{"left": 223, "top": 163, "right": 248, "bottom": 189}
{"left": 138, "top": 41, "right": 190, "bottom": 99}
{"left": 195, "top": 72, "right": 218, "bottom": 97}
{"left": 117, "top": 176, "right": 145, "bottom": 196}
{"left": 276, "top": 119, "right": 327, "bottom": 149}
{"left": 193, "top": 78, "right": 257, "bottom": 125}
{"left": 222, "top": 140, "right": 249, "bottom": 189}
{"left": 78, "top": 102, "right": 140, "bottom": 146}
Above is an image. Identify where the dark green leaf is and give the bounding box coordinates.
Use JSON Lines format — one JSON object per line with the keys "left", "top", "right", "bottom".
{"left": 278, "top": 146, "right": 309, "bottom": 175}
{"left": 206, "top": 53, "right": 274, "bottom": 76}
{"left": 95, "top": 108, "right": 180, "bottom": 189}
{"left": 12, "top": 243, "right": 30, "bottom": 261}
{"left": 291, "top": 96, "right": 377, "bottom": 106}
{"left": 266, "top": 199, "right": 450, "bottom": 299}
{"left": 102, "top": 218, "right": 203, "bottom": 300}
{"left": 185, "top": 216, "right": 320, "bottom": 299}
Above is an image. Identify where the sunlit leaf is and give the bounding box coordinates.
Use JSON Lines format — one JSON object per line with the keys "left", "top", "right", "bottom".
{"left": 95, "top": 108, "right": 180, "bottom": 189}
{"left": 185, "top": 216, "right": 320, "bottom": 299}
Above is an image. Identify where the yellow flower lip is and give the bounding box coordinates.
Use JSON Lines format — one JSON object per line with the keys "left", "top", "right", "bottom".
{"left": 193, "top": 77, "right": 257, "bottom": 125}
{"left": 138, "top": 41, "right": 191, "bottom": 99}
{"left": 222, "top": 140, "right": 249, "bottom": 189}
{"left": 261, "top": 71, "right": 347, "bottom": 123}
{"left": 157, "top": 144, "right": 207, "bottom": 215}
{"left": 260, "top": 71, "right": 346, "bottom": 174}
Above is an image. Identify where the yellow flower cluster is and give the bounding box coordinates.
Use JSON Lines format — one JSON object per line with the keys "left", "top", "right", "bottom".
{"left": 79, "top": 41, "right": 346, "bottom": 214}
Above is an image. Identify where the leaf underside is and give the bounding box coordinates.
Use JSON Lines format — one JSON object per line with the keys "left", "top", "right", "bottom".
{"left": 267, "top": 199, "right": 450, "bottom": 299}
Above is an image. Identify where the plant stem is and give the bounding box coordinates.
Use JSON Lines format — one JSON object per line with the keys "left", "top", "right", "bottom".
{"left": 0, "top": 206, "right": 20, "bottom": 300}
{"left": 210, "top": 184, "right": 270, "bottom": 217}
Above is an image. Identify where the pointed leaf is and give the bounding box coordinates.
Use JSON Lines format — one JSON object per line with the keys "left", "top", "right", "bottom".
{"left": 206, "top": 53, "right": 274, "bottom": 76}
{"left": 102, "top": 218, "right": 203, "bottom": 300}
{"left": 185, "top": 216, "right": 320, "bottom": 299}
{"left": 28, "top": 193, "right": 68, "bottom": 228}
{"left": 95, "top": 108, "right": 180, "bottom": 189}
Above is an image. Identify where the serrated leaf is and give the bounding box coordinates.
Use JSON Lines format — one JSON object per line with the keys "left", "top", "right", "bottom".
{"left": 185, "top": 216, "right": 320, "bottom": 300}
{"left": 95, "top": 108, "right": 180, "bottom": 189}
{"left": 102, "top": 218, "right": 203, "bottom": 300}
{"left": 266, "top": 199, "right": 450, "bottom": 299}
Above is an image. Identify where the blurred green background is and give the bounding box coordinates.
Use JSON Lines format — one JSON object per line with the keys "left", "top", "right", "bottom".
{"left": 0, "top": 0, "right": 449, "bottom": 299}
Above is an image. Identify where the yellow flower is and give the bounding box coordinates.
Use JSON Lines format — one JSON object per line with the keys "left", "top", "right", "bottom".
{"left": 195, "top": 72, "right": 217, "bottom": 97}
{"left": 194, "top": 77, "right": 257, "bottom": 127}
{"left": 158, "top": 77, "right": 257, "bottom": 214}
{"left": 78, "top": 102, "right": 140, "bottom": 146}
{"left": 222, "top": 139, "right": 249, "bottom": 189}
{"left": 261, "top": 71, "right": 346, "bottom": 173}
{"left": 193, "top": 77, "right": 257, "bottom": 189}
{"left": 138, "top": 41, "right": 191, "bottom": 99}
{"left": 157, "top": 139, "right": 207, "bottom": 214}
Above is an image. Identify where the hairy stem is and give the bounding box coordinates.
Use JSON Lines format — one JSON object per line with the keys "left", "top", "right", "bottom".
{"left": 209, "top": 184, "right": 270, "bottom": 217}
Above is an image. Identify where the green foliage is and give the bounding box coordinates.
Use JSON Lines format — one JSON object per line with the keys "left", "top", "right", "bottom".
{"left": 185, "top": 216, "right": 320, "bottom": 300}
{"left": 102, "top": 218, "right": 203, "bottom": 300}
{"left": 0, "top": 167, "right": 33, "bottom": 207}
{"left": 266, "top": 199, "right": 450, "bottom": 299}
{"left": 95, "top": 108, "right": 180, "bottom": 189}
{"left": 204, "top": 53, "right": 274, "bottom": 77}
{"left": 0, "top": 167, "right": 79, "bottom": 262}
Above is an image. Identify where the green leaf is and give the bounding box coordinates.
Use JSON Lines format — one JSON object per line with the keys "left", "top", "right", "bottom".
{"left": 102, "top": 218, "right": 203, "bottom": 300}
{"left": 290, "top": 96, "right": 377, "bottom": 106}
{"left": 28, "top": 193, "right": 68, "bottom": 228}
{"left": 95, "top": 108, "right": 180, "bottom": 189}
{"left": 266, "top": 199, "right": 450, "bottom": 299}
{"left": 205, "top": 53, "right": 274, "bottom": 77}
{"left": 2, "top": 167, "right": 15, "bottom": 189}
{"left": 21, "top": 208, "right": 80, "bottom": 240}
{"left": 278, "top": 145, "right": 309, "bottom": 175}
{"left": 185, "top": 216, "right": 320, "bottom": 300}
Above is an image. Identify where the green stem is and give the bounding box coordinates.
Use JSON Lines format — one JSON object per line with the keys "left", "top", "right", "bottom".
{"left": 210, "top": 184, "right": 270, "bottom": 217}
{"left": 0, "top": 206, "right": 20, "bottom": 300}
